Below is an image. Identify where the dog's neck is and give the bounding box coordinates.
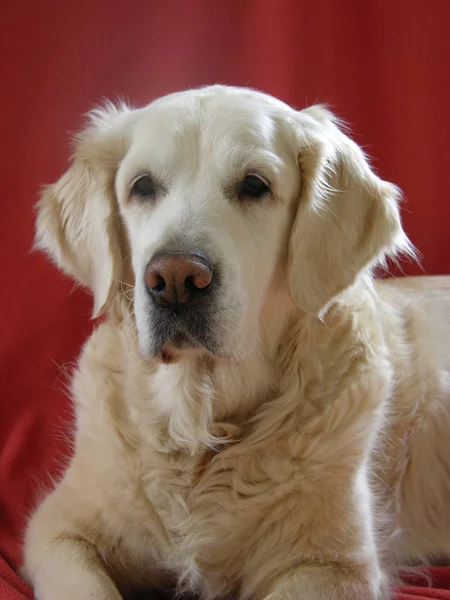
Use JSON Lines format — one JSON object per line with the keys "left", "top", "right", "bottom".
{"left": 116, "top": 280, "right": 378, "bottom": 456}
{"left": 113, "top": 295, "right": 294, "bottom": 455}
{"left": 146, "top": 314, "right": 292, "bottom": 454}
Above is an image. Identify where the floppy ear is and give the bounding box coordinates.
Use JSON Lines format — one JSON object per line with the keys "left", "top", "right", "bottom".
{"left": 288, "top": 106, "right": 413, "bottom": 315}
{"left": 35, "top": 103, "right": 130, "bottom": 318}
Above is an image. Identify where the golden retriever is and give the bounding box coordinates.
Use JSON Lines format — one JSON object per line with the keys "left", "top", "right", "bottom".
{"left": 22, "top": 86, "right": 450, "bottom": 600}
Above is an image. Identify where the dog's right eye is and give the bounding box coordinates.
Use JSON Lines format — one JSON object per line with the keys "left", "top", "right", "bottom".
{"left": 131, "top": 176, "right": 156, "bottom": 199}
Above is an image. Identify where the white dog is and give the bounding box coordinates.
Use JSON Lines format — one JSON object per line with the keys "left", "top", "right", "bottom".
{"left": 22, "top": 85, "right": 450, "bottom": 600}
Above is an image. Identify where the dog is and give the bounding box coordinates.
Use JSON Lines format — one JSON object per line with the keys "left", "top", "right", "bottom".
{"left": 22, "top": 85, "right": 450, "bottom": 600}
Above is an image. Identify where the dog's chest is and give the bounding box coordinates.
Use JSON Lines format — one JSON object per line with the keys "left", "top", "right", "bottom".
{"left": 143, "top": 444, "right": 238, "bottom": 533}
{"left": 138, "top": 441, "right": 268, "bottom": 586}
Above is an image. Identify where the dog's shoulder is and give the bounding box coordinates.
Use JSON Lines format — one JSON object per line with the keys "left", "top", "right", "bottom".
{"left": 73, "top": 320, "right": 128, "bottom": 419}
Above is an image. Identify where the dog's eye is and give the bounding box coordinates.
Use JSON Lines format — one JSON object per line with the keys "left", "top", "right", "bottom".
{"left": 132, "top": 176, "right": 156, "bottom": 199}
{"left": 238, "top": 175, "right": 269, "bottom": 200}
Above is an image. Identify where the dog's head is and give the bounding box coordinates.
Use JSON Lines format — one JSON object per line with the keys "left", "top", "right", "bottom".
{"left": 36, "top": 86, "right": 411, "bottom": 362}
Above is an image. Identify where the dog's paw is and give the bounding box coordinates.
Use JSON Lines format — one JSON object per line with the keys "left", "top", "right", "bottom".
{"left": 261, "top": 564, "right": 389, "bottom": 600}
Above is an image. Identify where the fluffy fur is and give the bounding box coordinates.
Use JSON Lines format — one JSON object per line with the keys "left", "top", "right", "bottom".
{"left": 23, "top": 86, "right": 450, "bottom": 600}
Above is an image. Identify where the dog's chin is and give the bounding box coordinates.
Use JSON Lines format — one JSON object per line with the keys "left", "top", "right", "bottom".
{"left": 159, "top": 342, "right": 206, "bottom": 365}
{"left": 159, "top": 337, "right": 238, "bottom": 365}
{"left": 138, "top": 333, "right": 233, "bottom": 365}
{"left": 158, "top": 338, "right": 255, "bottom": 366}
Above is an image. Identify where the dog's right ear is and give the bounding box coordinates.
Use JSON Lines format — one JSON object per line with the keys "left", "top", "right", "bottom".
{"left": 35, "top": 103, "right": 130, "bottom": 318}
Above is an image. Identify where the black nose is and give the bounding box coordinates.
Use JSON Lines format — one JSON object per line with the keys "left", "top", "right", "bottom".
{"left": 145, "top": 252, "right": 214, "bottom": 307}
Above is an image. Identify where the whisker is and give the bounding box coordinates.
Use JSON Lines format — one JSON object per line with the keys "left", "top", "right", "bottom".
{"left": 113, "top": 278, "right": 134, "bottom": 289}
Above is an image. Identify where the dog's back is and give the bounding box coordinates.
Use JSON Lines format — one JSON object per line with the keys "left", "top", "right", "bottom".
{"left": 376, "top": 275, "right": 450, "bottom": 565}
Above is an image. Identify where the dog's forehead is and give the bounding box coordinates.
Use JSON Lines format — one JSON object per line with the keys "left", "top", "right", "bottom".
{"left": 126, "top": 89, "right": 295, "bottom": 175}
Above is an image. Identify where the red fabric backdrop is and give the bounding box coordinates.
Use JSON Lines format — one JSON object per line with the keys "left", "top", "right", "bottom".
{"left": 1, "top": 1, "right": 450, "bottom": 598}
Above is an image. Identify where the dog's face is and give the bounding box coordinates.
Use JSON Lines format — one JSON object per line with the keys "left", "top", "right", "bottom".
{"left": 115, "top": 90, "right": 301, "bottom": 361}
{"left": 36, "top": 86, "right": 410, "bottom": 363}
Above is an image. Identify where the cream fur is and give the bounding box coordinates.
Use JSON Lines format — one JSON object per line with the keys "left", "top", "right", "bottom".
{"left": 23, "top": 86, "right": 450, "bottom": 600}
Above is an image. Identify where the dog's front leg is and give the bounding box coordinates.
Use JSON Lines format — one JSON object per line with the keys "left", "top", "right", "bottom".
{"left": 237, "top": 462, "right": 388, "bottom": 600}
{"left": 22, "top": 472, "right": 163, "bottom": 600}
{"left": 23, "top": 527, "right": 122, "bottom": 599}
{"left": 238, "top": 381, "right": 390, "bottom": 600}
{"left": 22, "top": 484, "right": 124, "bottom": 600}
{"left": 23, "top": 536, "right": 123, "bottom": 600}
{"left": 260, "top": 560, "right": 388, "bottom": 600}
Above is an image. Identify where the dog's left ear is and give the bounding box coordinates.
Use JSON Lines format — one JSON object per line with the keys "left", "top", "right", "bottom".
{"left": 288, "top": 106, "right": 413, "bottom": 316}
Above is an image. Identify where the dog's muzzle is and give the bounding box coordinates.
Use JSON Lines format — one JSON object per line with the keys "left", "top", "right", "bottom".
{"left": 144, "top": 250, "right": 219, "bottom": 356}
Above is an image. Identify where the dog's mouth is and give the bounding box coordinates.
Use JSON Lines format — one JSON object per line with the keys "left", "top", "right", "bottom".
{"left": 156, "top": 329, "right": 205, "bottom": 364}
{"left": 159, "top": 344, "right": 200, "bottom": 364}
{"left": 146, "top": 307, "right": 232, "bottom": 364}
{"left": 156, "top": 328, "right": 232, "bottom": 365}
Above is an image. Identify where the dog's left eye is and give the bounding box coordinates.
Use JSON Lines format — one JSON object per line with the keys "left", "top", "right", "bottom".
{"left": 238, "top": 175, "right": 270, "bottom": 200}
{"left": 131, "top": 176, "right": 156, "bottom": 199}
